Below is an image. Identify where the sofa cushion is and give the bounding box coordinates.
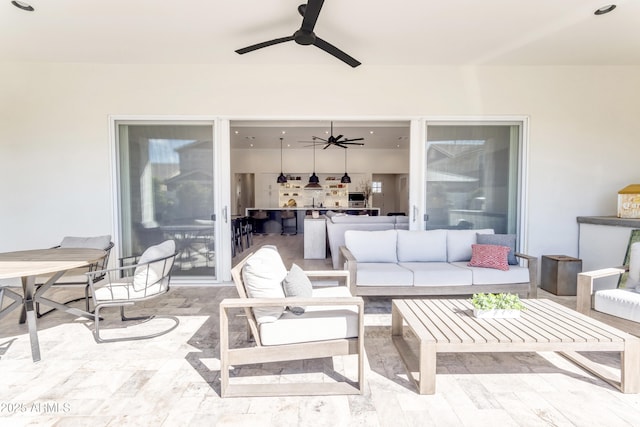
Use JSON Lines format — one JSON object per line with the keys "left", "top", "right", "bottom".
{"left": 396, "top": 230, "right": 447, "bottom": 262}
{"left": 133, "top": 240, "right": 175, "bottom": 292}
{"left": 345, "top": 230, "right": 398, "bottom": 263}
{"left": 451, "top": 261, "right": 530, "bottom": 285}
{"left": 355, "top": 263, "right": 413, "bottom": 287}
{"left": 594, "top": 288, "right": 640, "bottom": 323}
{"left": 258, "top": 286, "right": 359, "bottom": 346}
{"left": 282, "top": 263, "right": 313, "bottom": 315}
{"left": 242, "top": 246, "right": 287, "bottom": 324}
{"left": 477, "top": 233, "right": 518, "bottom": 265}
{"left": 468, "top": 244, "right": 510, "bottom": 271}
{"left": 447, "top": 229, "right": 494, "bottom": 262}
{"left": 400, "top": 262, "right": 472, "bottom": 286}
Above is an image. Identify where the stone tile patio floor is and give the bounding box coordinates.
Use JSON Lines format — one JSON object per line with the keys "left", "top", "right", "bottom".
{"left": 2, "top": 284, "right": 640, "bottom": 427}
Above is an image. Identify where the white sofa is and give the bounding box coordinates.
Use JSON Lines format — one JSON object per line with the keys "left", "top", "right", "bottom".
{"left": 326, "top": 212, "right": 409, "bottom": 269}
{"left": 339, "top": 228, "right": 538, "bottom": 297}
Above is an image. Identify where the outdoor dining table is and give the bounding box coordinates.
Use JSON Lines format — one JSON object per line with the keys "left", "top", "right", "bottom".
{"left": 0, "top": 247, "right": 107, "bottom": 362}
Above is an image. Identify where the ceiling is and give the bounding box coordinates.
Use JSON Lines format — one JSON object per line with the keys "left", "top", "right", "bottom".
{"left": 2, "top": 0, "right": 639, "bottom": 66}
{"left": 4, "top": 1, "right": 637, "bottom": 150}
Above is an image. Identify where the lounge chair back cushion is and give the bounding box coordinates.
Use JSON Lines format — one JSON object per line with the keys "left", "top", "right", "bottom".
{"left": 242, "top": 246, "right": 287, "bottom": 323}
{"left": 628, "top": 242, "right": 640, "bottom": 291}
{"left": 60, "top": 235, "right": 112, "bottom": 250}
{"left": 133, "top": 240, "right": 176, "bottom": 291}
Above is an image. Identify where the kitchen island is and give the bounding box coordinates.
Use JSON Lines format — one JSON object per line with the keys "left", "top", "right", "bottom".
{"left": 246, "top": 207, "right": 380, "bottom": 235}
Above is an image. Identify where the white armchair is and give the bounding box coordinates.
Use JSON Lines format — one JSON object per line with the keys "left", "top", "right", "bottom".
{"left": 577, "top": 242, "right": 640, "bottom": 324}
{"left": 220, "top": 245, "right": 365, "bottom": 397}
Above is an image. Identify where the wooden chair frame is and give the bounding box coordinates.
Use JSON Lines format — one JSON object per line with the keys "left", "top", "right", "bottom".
{"left": 220, "top": 253, "right": 365, "bottom": 397}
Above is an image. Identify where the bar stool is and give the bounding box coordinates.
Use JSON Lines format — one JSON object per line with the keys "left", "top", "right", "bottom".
{"left": 280, "top": 210, "right": 297, "bottom": 235}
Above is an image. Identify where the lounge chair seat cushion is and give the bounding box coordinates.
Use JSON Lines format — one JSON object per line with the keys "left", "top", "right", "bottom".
{"left": 594, "top": 288, "right": 640, "bottom": 323}
{"left": 94, "top": 279, "right": 167, "bottom": 301}
{"left": 259, "top": 286, "right": 360, "bottom": 346}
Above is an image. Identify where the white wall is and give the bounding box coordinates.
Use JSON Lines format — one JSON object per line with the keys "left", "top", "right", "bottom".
{"left": 1, "top": 63, "right": 639, "bottom": 261}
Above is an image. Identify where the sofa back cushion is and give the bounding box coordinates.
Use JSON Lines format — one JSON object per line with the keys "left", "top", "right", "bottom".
{"left": 447, "top": 229, "right": 494, "bottom": 262}
{"left": 242, "top": 245, "right": 287, "bottom": 323}
{"left": 330, "top": 215, "right": 396, "bottom": 224}
{"left": 397, "top": 230, "right": 447, "bottom": 262}
{"left": 345, "top": 230, "right": 398, "bottom": 263}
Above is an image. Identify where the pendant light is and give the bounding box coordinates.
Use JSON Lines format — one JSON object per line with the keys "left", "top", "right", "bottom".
{"left": 305, "top": 141, "right": 322, "bottom": 189}
{"left": 276, "top": 137, "right": 287, "bottom": 184}
{"left": 340, "top": 148, "right": 351, "bottom": 184}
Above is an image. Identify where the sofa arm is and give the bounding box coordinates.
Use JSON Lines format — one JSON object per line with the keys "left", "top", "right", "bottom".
{"left": 339, "top": 246, "right": 358, "bottom": 296}
{"left": 515, "top": 253, "right": 538, "bottom": 298}
{"left": 303, "top": 269, "right": 349, "bottom": 289}
{"left": 576, "top": 268, "right": 624, "bottom": 315}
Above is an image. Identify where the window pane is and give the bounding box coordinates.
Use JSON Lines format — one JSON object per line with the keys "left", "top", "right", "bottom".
{"left": 424, "top": 124, "right": 519, "bottom": 234}
{"left": 117, "top": 123, "right": 216, "bottom": 278}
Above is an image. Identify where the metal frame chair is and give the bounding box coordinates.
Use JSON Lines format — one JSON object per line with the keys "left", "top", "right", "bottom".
{"left": 86, "top": 242, "right": 178, "bottom": 343}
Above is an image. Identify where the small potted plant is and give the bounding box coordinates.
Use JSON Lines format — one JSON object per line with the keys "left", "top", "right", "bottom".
{"left": 470, "top": 293, "right": 526, "bottom": 318}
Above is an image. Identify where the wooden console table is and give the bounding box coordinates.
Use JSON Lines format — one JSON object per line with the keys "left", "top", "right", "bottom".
{"left": 391, "top": 298, "right": 640, "bottom": 394}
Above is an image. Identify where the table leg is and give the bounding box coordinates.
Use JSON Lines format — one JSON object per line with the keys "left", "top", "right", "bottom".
{"left": 21, "top": 276, "right": 41, "bottom": 362}
{"left": 419, "top": 340, "right": 437, "bottom": 394}
{"left": 622, "top": 337, "right": 640, "bottom": 393}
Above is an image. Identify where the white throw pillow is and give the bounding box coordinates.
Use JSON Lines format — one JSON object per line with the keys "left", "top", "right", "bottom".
{"left": 133, "top": 240, "right": 176, "bottom": 292}
{"left": 282, "top": 263, "right": 313, "bottom": 315}
{"left": 345, "top": 230, "right": 398, "bottom": 263}
{"left": 397, "top": 230, "right": 447, "bottom": 262}
{"left": 446, "top": 229, "right": 494, "bottom": 262}
{"left": 242, "top": 246, "right": 288, "bottom": 323}
{"left": 60, "top": 235, "right": 112, "bottom": 249}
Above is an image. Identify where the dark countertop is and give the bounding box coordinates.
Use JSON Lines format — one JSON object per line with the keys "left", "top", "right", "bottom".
{"left": 577, "top": 215, "right": 640, "bottom": 227}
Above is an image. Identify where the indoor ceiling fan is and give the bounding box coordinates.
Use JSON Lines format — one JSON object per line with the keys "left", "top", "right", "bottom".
{"left": 235, "top": 0, "right": 361, "bottom": 68}
{"left": 301, "top": 122, "right": 365, "bottom": 149}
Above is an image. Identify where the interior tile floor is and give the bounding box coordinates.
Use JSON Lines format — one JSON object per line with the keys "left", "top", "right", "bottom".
{"left": 1, "top": 233, "right": 640, "bottom": 426}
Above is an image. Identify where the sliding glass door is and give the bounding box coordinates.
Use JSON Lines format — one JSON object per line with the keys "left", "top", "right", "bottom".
{"left": 115, "top": 121, "right": 218, "bottom": 281}
{"left": 424, "top": 122, "right": 522, "bottom": 234}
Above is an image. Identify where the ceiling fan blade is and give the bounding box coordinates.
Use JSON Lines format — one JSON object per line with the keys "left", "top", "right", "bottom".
{"left": 343, "top": 141, "right": 365, "bottom": 146}
{"left": 323, "top": 143, "right": 331, "bottom": 149}
{"left": 235, "top": 36, "right": 295, "bottom": 55}
{"left": 313, "top": 36, "right": 361, "bottom": 68}
{"left": 334, "top": 134, "right": 344, "bottom": 141}
{"left": 342, "top": 137, "right": 365, "bottom": 142}
{"left": 300, "top": 0, "right": 325, "bottom": 33}
{"left": 334, "top": 143, "right": 349, "bottom": 149}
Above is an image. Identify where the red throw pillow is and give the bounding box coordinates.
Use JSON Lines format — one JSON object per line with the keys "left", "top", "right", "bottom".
{"left": 468, "top": 244, "right": 510, "bottom": 271}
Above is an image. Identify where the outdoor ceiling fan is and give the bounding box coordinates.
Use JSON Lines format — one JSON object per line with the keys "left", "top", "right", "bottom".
{"left": 300, "top": 122, "right": 365, "bottom": 149}
{"left": 235, "top": 0, "right": 361, "bottom": 68}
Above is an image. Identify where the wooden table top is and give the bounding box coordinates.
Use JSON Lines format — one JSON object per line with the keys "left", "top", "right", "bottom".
{"left": 392, "top": 298, "right": 634, "bottom": 353}
{"left": 0, "top": 248, "right": 106, "bottom": 279}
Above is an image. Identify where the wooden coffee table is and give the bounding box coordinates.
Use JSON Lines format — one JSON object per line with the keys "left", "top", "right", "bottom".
{"left": 391, "top": 298, "right": 640, "bottom": 394}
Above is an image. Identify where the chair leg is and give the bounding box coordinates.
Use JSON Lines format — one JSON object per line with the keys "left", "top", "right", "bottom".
{"left": 93, "top": 303, "right": 179, "bottom": 343}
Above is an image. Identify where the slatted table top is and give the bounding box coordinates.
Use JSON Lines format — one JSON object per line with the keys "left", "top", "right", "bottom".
{"left": 0, "top": 248, "right": 106, "bottom": 279}
{"left": 392, "top": 298, "right": 634, "bottom": 353}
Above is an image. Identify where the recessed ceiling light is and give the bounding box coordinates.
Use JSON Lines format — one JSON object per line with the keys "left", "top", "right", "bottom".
{"left": 281, "top": 130, "right": 286, "bottom": 134}
{"left": 369, "top": 131, "right": 374, "bottom": 134}
{"left": 234, "top": 130, "right": 239, "bottom": 134}
{"left": 11, "top": 1, "right": 34, "bottom": 11}
{"left": 594, "top": 4, "right": 616, "bottom": 15}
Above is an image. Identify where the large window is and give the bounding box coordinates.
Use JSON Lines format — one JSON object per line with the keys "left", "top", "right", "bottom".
{"left": 424, "top": 123, "right": 521, "bottom": 234}
{"left": 116, "top": 122, "right": 217, "bottom": 280}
